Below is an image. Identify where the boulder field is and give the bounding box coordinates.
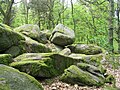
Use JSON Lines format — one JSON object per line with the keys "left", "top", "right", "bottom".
{"left": 0, "top": 23, "right": 114, "bottom": 89}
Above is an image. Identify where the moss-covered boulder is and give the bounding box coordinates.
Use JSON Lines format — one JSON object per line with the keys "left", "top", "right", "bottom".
{"left": 5, "top": 36, "right": 51, "bottom": 57}
{"left": 10, "top": 53, "right": 82, "bottom": 77}
{"left": 10, "top": 60, "right": 57, "bottom": 78}
{"left": 49, "top": 53, "right": 82, "bottom": 74}
{"left": 60, "top": 64, "right": 105, "bottom": 86}
{"left": 68, "top": 44, "right": 103, "bottom": 55}
{"left": 69, "top": 53, "right": 104, "bottom": 66}
{"left": 0, "top": 54, "right": 13, "bottom": 65}
{"left": 0, "top": 64, "right": 43, "bottom": 90}
{"left": 77, "top": 63, "right": 106, "bottom": 77}
{"left": 14, "top": 24, "right": 48, "bottom": 44}
{"left": 10, "top": 53, "right": 57, "bottom": 78}
{"left": 0, "top": 23, "right": 25, "bottom": 52}
{"left": 50, "top": 24, "right": 75, "bottom": 46}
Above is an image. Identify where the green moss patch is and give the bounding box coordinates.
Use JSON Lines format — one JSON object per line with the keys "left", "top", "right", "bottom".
{"left": 0, "top": 64, "right": 43, "bottom": 90}
{"left": 10, "top": 58, "right": 57, "bottom": 78}
{"left": 0, "top": 54, "right": 13, "bottom": 65}
{"left": 0, "top": 24, "right": 25, "bottom": 52}
{"left": 60, "top": 65, "right": 105, "bottom": 86}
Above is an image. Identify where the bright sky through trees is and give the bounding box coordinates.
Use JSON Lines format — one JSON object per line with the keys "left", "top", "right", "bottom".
{"left": 14, "top": 0, "right": 77, "bottom": 4}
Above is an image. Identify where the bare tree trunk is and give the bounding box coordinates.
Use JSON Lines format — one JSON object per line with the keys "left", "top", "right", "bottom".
{"left": 108, "top": 0, "right": 114, "bottom": 52}
{"left": 62, "top": 0, "right": 65, "bottom": 24}
{"left": 117, "top": 0, "right": 120, "bottom": 53}
{"left": 25, "top": 6, "right": 29, "bottom": 24}
{"left": 70, "top": 0, "right": 76, "bottom": 32}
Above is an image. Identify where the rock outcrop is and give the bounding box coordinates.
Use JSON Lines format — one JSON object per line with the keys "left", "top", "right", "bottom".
{"left": 0, "top": 23, "right": 114, "bottom": 88}
{"left": 10, "top": 53, "right": 81, "bottom": 77}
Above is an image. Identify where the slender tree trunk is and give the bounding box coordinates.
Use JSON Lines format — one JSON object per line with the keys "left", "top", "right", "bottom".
{"left": 108, "top": 0, "right": 114, "bottom": 52}
{"left": 117, "top": 0, "right": 120, "bottom": 53}
{"left": 26, "top": 6, "right": 29, "bottom": 24}
{"left": 62, "top": 0, "right": 65, "bottom": 24}
{"left": 70, "top": 0, "right": 76, "bottom": 32}
{"left": 38, "top": 11, "right": 41, "bottom": 28}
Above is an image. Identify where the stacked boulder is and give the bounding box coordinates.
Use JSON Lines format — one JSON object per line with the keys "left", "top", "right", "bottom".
{"left": 50, "top": 24, "right": 75, "bottom": 46}
{"left": 0, "top": 23, "right": 114, "bottom": 89}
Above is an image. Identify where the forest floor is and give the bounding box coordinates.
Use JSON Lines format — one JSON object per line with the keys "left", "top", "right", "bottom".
{"left": 40, "top": 59, "right": 120, "bottom": 90}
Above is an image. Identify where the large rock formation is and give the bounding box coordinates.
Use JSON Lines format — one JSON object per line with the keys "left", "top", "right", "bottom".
{"left": 0, "top": 23, "right": 114, "bottom": 88}
{"left": 14, "top": 24, "right": 48, "bottom": 44}
{"left": 10, "top": 53, "right": 80, "bottom": 77}
{"left": 0, "top": 64, "right": 43, "bottom": 90}
{"left": 50, "top": 24, "right": 75, "bottom": 46}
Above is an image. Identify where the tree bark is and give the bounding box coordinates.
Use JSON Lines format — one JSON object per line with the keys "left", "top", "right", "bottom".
{"left": 108, "top": 0, "right": 114, "bottom": 52}
{"left": 70, "top": 0, "right": 76, "bottom": 32}
{"left": 117, "top": 0, "right": 120, "bottom": 53}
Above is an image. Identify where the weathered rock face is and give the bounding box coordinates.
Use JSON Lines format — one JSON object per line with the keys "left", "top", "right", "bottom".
{"left": 0, "top": 64, "right": 43, "bottom": 90}
{"left": 0, "top": 23, "right": 25, "bottom": 52}
{"left": 68, "top": 44, "right": 103, "bottom": 55}
{"left": 10, "top": 53, "right": 82, "bottom": 77}
{"left": 69, "top": 53, "right": 104, "bottom": 66}
{"left": 5, "top": 35, "right": 51, "bottom": 57}
{"left": 10, "top": 52, "right": 106, "bottom": 78}
{"left": 60, "top": 63, "right": 112, "bottom": 86}
{"left": 0, "top": 54, "right": 13, "bottom": 65}
{"left": 10, "top": 53, "right": 58, "bottom": 78}
{"left": 50, "top": 24, "right": 75, "bottom": 46}
{"left": 14, "top": 24, "right": 48, "bottom": 44}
